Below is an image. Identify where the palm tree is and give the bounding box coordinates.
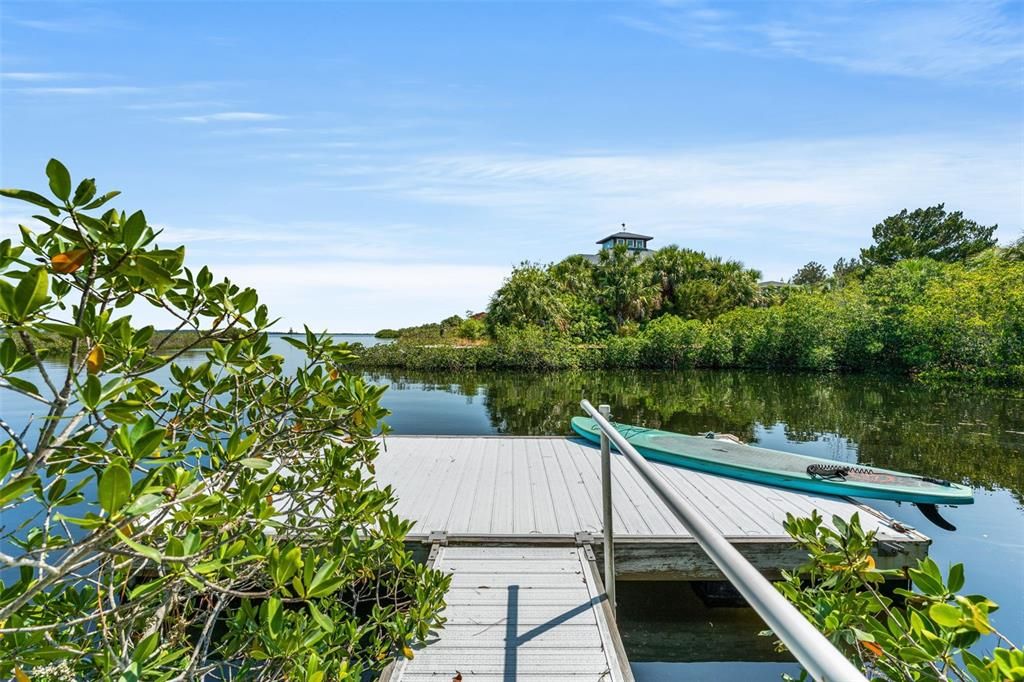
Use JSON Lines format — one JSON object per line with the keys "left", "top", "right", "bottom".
{"left": 487, "top": 262, "right": 568, "bottom": 331}
{"left": 549, "top": 254, "right": 596, "bottom": 296}
{"left": 595, "top": 245, "right": 662, "bottom": 328}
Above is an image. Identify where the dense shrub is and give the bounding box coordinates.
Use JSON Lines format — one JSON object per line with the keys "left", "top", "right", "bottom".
{"left": 489, "top": 325, "right": 582, "bottom": 370}
{"left": 902, "top": 258, "right": 1024, "bottom": 380}
{"left": 0, "top": 161, "right": 449, "bottom": 680}
{"left": 601, "top": 335, "right": 645, "bottom": 369}
{"left": 640, "top": 315, "right": 705, "bottom": 368}
{"left": 358, "top": 256, "right": 1024, "bottom": 386}
{"left": 457, "top": 317, "right": 486, "bottom": 340}
{"left": 356, "top": 326, "right": 584, "bottom": 371}
{"left": 777, "top": 512, "right": 1020, "bottom": 681}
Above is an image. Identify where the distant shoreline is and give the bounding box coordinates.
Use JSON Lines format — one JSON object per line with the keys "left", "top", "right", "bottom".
{"left": 264, "top": 331, "right": 378, "bottom": 336}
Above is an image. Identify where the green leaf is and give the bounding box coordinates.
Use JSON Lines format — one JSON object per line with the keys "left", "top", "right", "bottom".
{"left": 133, "top": 428, "right": 166, "bottom": 459}
{"left": 0, "top": 446, "right": 15, "bottom": 480}
{"left": 307, "top": 576, "right": 346, "bottom": 598}
{"left": 265, "top": 596, "right": 283, "bottom": 639}
{"left": 909, "top": 565, "right": 945, "bottom": 596}
{"left": 947, "top": 563, "right": 965, "bottom": 593}
{"left": 0, "top": 477, "right": 33, "bottom": 505}
{"left": 46, "top": 159, "right": 72, "bottom": 202}
{"left": 307, "top": 558, "right": 339, "bottom": 595}
{"left": 0, "top": 188, "right": 62, "bottom": 213}
{"left": 122, "top": 210, "right": 147, "bottom": 249}
{"left": 239, "top": 457, "right": 271, "bottom": 471}
{"left": 115, "top": 528, "right": 162, "bottom": 563}
{"left": 281, "top": 336, "right": 308, "bottom": 351}
{"left": 125, "top": 493, "right": 163, "bottom": 517}
{"left": 115, "top": 660, "right": 141, "bottom": 682}
{"left": 12, "top": 267, "right": 49, "bottom": 321}
{"left": 82, "top": 190, "right": 121, "bottom": 210}
{"left": 120, "top": 254, "right": 175, "bottom": 294}
{"left": 850, "top": 627, "right": 875, "bottom": 643}
{"left": 898, "top": 645, "right": 937, "bottom": 664}
{"left": 307, "top": 602, "right": 335, "bottom": 633}
{"left": 0, "top": 280, "right": 14, "bottom": 317}
{"left": 81, "top": 374, "right": 102, "bottom": 408}
{"left": 98, "top": 463, "right": 132, "bottom": 515}
{"left": 131, "top": 631, "right": 160, "bottom": 664}
{"left": 35, "top": 321, "right": 85, "bottom": 338}
{"left": 4, "top": 376, "right": 43, "bottom": 398}
{"left": 929, "top": 602, "right": 963, "bottom": 628}
{"left": 0, "top": 338, "right": 16, "bottom": 369}
{"left": 129, "top": 574, "right": 170, "bottom": 600}
{"left": 235, "top": 288, "right": 258, "bottom": 313}
{"left": 72, "top": 178, "right": 97, "bottom": 207}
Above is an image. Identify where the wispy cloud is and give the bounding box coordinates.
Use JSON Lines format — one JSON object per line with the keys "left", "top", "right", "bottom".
{"left": 178, "top": 112, "right": 285, "bottom": 123}
{"left": 15, "top": 85, "right": 148, "bottom": 96}
{"left": 1, "top": 72, "right": 76, "bottom": 82}
{"left": 12, "top": 18, "right": 91, "bottom": 32}
{"left": 618, "top": 1, "right": 1024, "bottom": 83}
{"left": 208, "top": 127, "right": 292, "bottom": 137}
{"left": 126, "top": 99, "right": 230, "bottom": 111}
{"left": 9, "top": 9, "right": 129, "bottom": 34}
{"left": 289, "top": 130, "right": 1021, "bottom": 277}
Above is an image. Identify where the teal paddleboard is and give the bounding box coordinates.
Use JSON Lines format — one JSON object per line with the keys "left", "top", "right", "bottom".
{"left": 571, "top": 417, "right": 973, "bottom": 505}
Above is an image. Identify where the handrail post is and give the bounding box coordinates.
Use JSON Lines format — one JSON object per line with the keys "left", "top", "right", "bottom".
{"left": 599, "top": 403, "right": 615, "bottom": 615}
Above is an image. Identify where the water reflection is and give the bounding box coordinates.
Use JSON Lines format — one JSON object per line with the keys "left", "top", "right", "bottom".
{"left": 367, "top": 369, "right": 1024, "bottom": 504}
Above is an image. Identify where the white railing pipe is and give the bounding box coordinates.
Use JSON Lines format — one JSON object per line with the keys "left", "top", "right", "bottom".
{"left": 598, "top": 404, "right": 615, "bottom": 615}
{"left": 580, "top": 399, "right": 867, "bottom": 682}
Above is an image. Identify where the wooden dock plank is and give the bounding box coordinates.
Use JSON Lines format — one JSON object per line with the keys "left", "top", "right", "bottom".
{"left": 444, "top": 437, "right": 487, "bottom": 534}
{"left": 551, "top": 437, "right": 603, "bottom": 534}
{"left": 491, "top": 439, "right": 516, "bottom": 535}
{"left": 513, "top": 438, "right": 539, "bottom": 533}
{"left": 387, "top": 545, "right": 633, "bottom": 682}
{"left": 539, "top": 438, "right": 583, "bottom": 535}
{"left": 421, "top": 438, "right": 464, "bottom": 533}
{"left": 563, "top": 437, "right": 633, "bottom": 534}
{"left": 467, "top": 438, "right": 500, "bottom": 535}
{"left": 374, "top": 436, "right": 930, "bottom": 580}
{"left": 608, "top": 448, "right": 683, "bottom": 536}
{"left": 655, "top": 465, "right": 768, "bottom": 536}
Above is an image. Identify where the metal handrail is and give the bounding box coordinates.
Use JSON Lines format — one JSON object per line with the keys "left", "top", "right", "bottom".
{"left": 581, "top": 400, "right": 868, "bottom": 682}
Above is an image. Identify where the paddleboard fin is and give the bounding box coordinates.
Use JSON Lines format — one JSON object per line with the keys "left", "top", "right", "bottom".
{"left": 916, "top": 503, "right": 957, "bottom": 531}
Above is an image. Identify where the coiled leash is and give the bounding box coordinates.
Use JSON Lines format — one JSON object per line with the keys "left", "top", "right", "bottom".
{"left": 807, "top": 462, "right": 952, "bottom": 486}
{"left": 805, "top": 463, "right": 871, "bottom": 480}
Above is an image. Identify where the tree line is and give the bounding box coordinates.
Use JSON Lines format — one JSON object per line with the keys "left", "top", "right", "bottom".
{"left": 362, "top": 205, "right": 1023, "bottom": 385}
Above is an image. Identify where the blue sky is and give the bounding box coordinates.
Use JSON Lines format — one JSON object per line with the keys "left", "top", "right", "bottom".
{"left": 1, "top": 1, "right": 1022, "bottom": 331}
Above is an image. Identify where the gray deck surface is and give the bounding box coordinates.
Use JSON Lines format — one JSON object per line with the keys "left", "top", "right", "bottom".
{"left": 375, "top": 436, "right": 929, "bottom": 547}
{"left": 387, "top": 545, "right": 632, "bottom": 682}
{"left": 377, "top": 435, "right": 928, "bottom": 680}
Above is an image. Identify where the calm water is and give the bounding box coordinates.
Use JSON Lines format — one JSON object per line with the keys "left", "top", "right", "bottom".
{"left": 3, "top": 336, "right": 1021, "bottom": 679}
{"left": 273, "top": 332, "right": 393, "bottom": 347}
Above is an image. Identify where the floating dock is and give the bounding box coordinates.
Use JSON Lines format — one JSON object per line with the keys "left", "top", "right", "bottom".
{"left": 377, "top": 435, "right": 930, "bottom": 679}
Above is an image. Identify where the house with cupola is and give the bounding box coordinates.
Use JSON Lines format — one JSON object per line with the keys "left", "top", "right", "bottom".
{"left": 581, "top": 225, "right": 655, "bottom": 263}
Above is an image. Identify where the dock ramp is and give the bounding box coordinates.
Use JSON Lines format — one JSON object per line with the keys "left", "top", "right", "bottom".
{"left": 384, "top": 543, "right": 633, "bottom": 682}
